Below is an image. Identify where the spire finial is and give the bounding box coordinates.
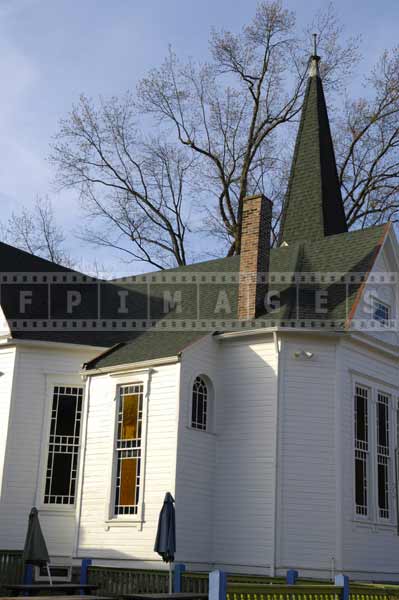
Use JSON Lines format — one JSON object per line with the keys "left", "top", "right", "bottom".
{"left": 309, "top": 33, "right": 320, "bottom": 78}
{"left": 312, "top": 33, "right": 317, "bottom": 57}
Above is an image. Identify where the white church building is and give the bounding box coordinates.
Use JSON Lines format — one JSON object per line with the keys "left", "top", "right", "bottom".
{"left": 0, "top": 52, "right": 398, "bottom": 582}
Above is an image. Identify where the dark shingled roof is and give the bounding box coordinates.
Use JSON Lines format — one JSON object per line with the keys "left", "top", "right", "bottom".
{"left": 85, "top": 224, "right": 387, "bottom": 370}
{"left": 0, "top": 240, "right": 134, "bottom": 347}
{"left": 0, "top": 240, "right": 72, "bottom": 273}
{"left": 84, "top": 331, "right": 207, "bottom": 370}
{"left": 279, "top": 56, "right": 348, "bottom": 245}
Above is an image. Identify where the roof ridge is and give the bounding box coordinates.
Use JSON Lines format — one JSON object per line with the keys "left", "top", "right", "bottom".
{"left": 345, "top": 222, "right": 391, "bottom": 328}
{"left": 112, "top": 254, "right": 239, "bottom": 281}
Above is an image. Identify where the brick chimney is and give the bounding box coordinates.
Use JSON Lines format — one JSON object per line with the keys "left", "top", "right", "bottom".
{"left": 237, "top": 194, "right": 272, "bottom": 320}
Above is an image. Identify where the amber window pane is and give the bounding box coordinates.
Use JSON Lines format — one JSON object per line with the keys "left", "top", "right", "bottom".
{"left": 121, "top": 394, "right": 139, "bottom": 439}
{"left": 119, "top": 458, "right": 137, "bottom": 506}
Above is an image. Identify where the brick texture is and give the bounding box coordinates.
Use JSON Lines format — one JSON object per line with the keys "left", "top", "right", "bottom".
{"left": 238, "top": 195, "right": 272, "bottom": 320}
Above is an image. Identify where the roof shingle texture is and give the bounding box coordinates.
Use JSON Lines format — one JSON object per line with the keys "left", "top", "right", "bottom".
{"left": 0, "top": 225, "right": 386, "bottom": 368}
{"left": 86, "top": 224, "right": 386, "bottom": 369}
{"left": 279, "top": 71, "right": 348, "bottom": 245}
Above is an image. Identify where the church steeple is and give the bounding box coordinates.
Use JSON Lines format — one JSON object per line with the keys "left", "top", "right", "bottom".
{"left": 278, "top": 38, "right": 347, "bottom": 245}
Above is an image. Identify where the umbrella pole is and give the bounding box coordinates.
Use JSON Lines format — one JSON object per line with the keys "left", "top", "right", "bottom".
{"left": 46, "top": 563, "right": 53, "bottom": 585}
{"left": 168, "top": 562, "right": 172, "bottom": 594}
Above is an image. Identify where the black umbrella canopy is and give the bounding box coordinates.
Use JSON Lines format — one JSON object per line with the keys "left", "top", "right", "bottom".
{"left": 23, "top": 507, "right": 50, "bottom": 566}
{"left": 154, "top": 492, "right": 176, "bottom": 563}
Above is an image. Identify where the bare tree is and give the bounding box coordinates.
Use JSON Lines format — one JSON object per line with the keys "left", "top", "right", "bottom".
{"left": 1, "top": 196, "right": 74, "bottom": 267}
{"left": 335, "top": 47, "right": 399, "bottom": 228}
{"left": 51, "top": 1, "right": 399, "bottom": 267}
{"left": 51, "top": 94, "right": 196, "bottom": 270}
{"left": 136, "top": 2, "right": 358, "bottom": 254}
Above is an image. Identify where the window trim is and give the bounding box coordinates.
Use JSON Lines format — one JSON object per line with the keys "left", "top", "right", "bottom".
{"left": 372, "top": 296, "right": 391, "bottom": 327}
{"left": 36, "top": 374, "right": 85, "bottom": 514}
{"left": 351, "top": 375, "right": 397, "bottom": 527}
{"left": 188, "top": 373, "right": 214, "bottom": 434}
{"left": 113, "top": 382, "right": 143, "bottom": 517}
{"left": 35, "top": 565, "right": 72, "bottom": 582}
{"left": 376, "top": 389, "right": 392, "bottom": 522}
{"left": 104, "top": 369, "right": 151, "bottom": 525}
{"left": 353, "top": 381, "right": 371, "bottom": 521}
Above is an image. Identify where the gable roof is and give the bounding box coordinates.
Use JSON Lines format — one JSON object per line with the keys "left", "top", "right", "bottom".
{"left": 85, "top": 224, "right": 388, "bottom": 370}
{"left": 0, "top": 241, "right": 130, "bottom": 347}
{"left": 0, "top": 240, "right": 72, "bottom": 273}
{"left": 278, "top": 55, "right": 348, "bottom": 245}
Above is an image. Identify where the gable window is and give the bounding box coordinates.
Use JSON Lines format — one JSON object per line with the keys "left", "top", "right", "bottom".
{"left": 354, "top": 385, "right": 369, "bottom": 516}
{"left": 114, "top": 383, "right": 143, "bottom": 516}
{"left": 44, "top": 386, "right": 83, "bottom": 505}
{"left": 377, "top": 392, "right": 391, "bottom": 519}
{"left": 191, "top": 376, "right": 208, "bottom": 431}
{"left": 373, "top": 297, "right": 390, "bottom": 326}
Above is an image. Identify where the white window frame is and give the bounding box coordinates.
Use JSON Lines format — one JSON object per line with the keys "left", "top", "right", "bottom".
{"left": 113, "top": 382, "right": 144, "bottom": 517}
{"left": 353, "top": 382, "right": 371, "bottom": 520}
{"left": 375, "top": 390, "right": 392, "bottom": 522}
{"left": 352, "top": 376, "right": 397, "bottom": 527}
{"left": 191, "top": 376, "right": 208, "bottom": 431}
{"left": 104, "top": 369, "right": 151, "bottom": 526}
{"left": 188, "top": 374, "right": 214, "bottom": 434}
{"left": 372, "top": 296, "right": 391, "bottom": 326}
{"left": 36, "top": 374, "right": 85, "bottom": 513}
{"left": 35, "top": 565, "right": 72, "bottom": 582}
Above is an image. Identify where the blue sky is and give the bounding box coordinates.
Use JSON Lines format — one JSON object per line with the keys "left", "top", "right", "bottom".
{"left": 1, "top": 0, "right": 398, "bottom": 273}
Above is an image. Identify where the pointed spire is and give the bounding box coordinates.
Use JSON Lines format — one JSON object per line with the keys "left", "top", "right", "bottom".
{"left": 278, "top": 38, "right": 347, "bottom": 246}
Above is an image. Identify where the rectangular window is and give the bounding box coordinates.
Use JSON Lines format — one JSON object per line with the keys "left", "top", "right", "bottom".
{"left": 377, "top": 392, "right": 390, "bottom": 519}
{"left": 44, "top": 386, "right": 83, "bottom": 505}
{"left": 36, "top": 565, "right": 71, "bottom": 582}
{"left": 114, "top": 383, "right": 143, "bottom": 516}
{"left": 373, "top": 298, "right": 390, "bottom": 326}
{"left": 354, "top": 385, "right": 369, "bottom": 516}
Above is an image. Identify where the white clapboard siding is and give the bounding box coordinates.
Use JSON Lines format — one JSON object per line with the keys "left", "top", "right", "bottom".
{"left": 0, "top": 343, "right": 97, "bottom": 557}
{"left": 77, "top": 362, "right": 179, "bottom": 563}
{"left": 176, "top": 334, "right": 219, "bottom": 568}
{"left": 338, "top": 339, "right": 399, "bottom": 580}
{"left": 0, "top": 347, "right": 17, "bottom": 498}
{"left": 277, "top": 336, "right": 337, "bottom": 577}
{"left": 213, "top": 335, "right": 278, "bottom": 572}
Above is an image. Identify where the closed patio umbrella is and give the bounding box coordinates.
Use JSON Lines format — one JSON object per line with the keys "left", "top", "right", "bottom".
{"left": 23, "top": 507, "right": 52, "bottom": 585}
{"left": 154, "top": 493, "right": 176, "bottom": 593}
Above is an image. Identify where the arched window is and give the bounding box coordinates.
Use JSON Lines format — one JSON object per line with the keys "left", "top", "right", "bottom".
{"left": 191, "top": 376, "right": 208, "bottom": 431}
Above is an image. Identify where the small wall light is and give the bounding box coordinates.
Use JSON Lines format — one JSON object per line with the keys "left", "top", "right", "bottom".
{"left": 293, "top": 350, "right": 314, "bottom": 360}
